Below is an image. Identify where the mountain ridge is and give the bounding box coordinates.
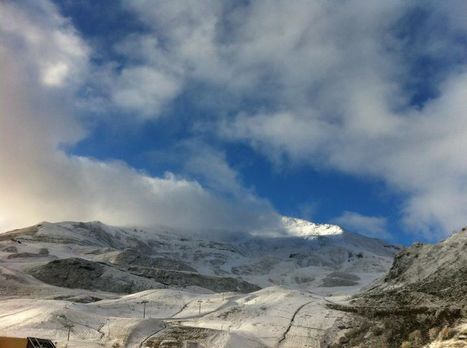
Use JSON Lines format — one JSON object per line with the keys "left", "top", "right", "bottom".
{"left": 0, "top": 217, "right": 401, "bottom": 347}
{"left": 327, "top": 227, "right": 467, "bottom": 348}
{"left": 0, "top": 218, "right": 398, "bottom": 291}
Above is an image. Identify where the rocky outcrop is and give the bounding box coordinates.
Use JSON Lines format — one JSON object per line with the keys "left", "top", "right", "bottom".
{"left": 111, "top": 248, "right": 197, "bottom": 272}
{"left": 28, "top": 257, "right": 260, "bottom": 294}
{"left": 28, "top": 258, "right": 166, "bottom": 294}
{"left": 7, "top": 248, "right": 49, "bottom": 259}
{"left": 127, "top": 266, "right": 260, "bottom": 293}
{"left": 329, "top": 228, "right": 467, "bottom": 348}
{"left": 320, "top": 272, "right": 360, "bottom": 287}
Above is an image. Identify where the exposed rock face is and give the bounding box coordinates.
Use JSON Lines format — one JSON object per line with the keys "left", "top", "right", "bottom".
{"left": 127, "top": 266, "right": 260, "bottom": 293}
{"left": 111, "top": 248, "right": 197, "bottom": 272}
{"left": 28, "top": 258, "right": 166, "bottom": 294}
{"left": 2, "top": 245, "right": 18, "bottom": 253}
{"left": 359, "top": 228, "right": 467, "bottom": 309}
{"left": 7, "top": 252, "right": 45, "bottom": 259}
{"left": 28, "top": 257, "right": 260, "bottom": 294}
{"left": 320, "top": 272, "right": 360, "bottom": 287}
{"left": 381, "top": 233, "right": 467, "bottom": 304}
{"left": 329, "top": 228, "right": 467, "bottom": 348}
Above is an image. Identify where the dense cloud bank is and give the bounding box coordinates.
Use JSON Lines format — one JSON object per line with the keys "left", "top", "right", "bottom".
{"left": 0, "top": 0, "right": 279, "bottom": 234}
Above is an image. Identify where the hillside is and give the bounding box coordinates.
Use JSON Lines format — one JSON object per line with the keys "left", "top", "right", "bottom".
{"left": 0, "top": 218, "right": 398, "bottom": 294}
{"left": 0, "top": 218, "right": 398, "bottom": 347}
{"left": 328, "top": 228, "right": 467, "bottom": 348}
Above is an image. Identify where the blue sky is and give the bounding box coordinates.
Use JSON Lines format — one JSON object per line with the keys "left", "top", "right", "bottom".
{"left": 1, "top": 0, "right": 466, "bottom": 244}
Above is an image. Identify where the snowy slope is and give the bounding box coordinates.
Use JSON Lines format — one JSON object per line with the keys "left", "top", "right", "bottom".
{"left": 324, "top": 227, "right": 467, "bottom": 348}
{"left": 281, "top": 216, "right": 343, "bottom": 237}
{"left": 0, "top": 286, "right": 351, "bottom": 348}
{"left": 0, "top": 217, "right": 399, "bottom": 347}
{"left": 1, "top": 218, "right": 398, "bottom": 292}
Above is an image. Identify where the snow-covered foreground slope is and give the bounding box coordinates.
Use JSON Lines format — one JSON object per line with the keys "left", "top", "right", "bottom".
{"left": 0, "top": 218, "right": 398, "bottom": 347}
{"left": 0, "top": 287, "right": 349, "bottom": 348}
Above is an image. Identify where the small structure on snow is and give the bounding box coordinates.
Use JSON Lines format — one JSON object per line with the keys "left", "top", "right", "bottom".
{"left": 0, "top": 336, "right": 56, "bottom": 348}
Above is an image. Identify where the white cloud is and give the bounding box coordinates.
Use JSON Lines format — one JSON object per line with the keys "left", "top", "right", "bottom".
{"left": 42, "top": 61, "right": 70, "bottom": 86}
{"left": 223, "top": 70, "right": 467, "bottom": 239}
{"left": 181, "top": 142, "right": 247, "bottom": 197}
{"left": 0, "top": 0, "right": 280, "bottom": 236}
{"left": 120, "top": 1, "right": 467, "bottom": 239}
{"left": 2, "top": 0, "right": 467, "bottom": 242}
{"left": 206, "top": 1, "right": 467, "bottom": 239}
{"left": 111, "top": 66, "right": 181, "bottom": 118}
{"left": 145, "top": 139, "right": 265, "bottom": 202}
{"left": 0, "top": 0, "right": 89, "bottom": 89}
{"left": 332, "top": 212, "right": 390, "bottom": 240}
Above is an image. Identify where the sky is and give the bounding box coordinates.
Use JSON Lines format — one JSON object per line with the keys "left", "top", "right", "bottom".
{"left": 1, "top": 0, "right": 466, "bottom": 244}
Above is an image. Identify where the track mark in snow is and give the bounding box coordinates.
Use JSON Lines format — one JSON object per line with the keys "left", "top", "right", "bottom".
{"left": 138, "top": 322, "right": 167, "bottom": 348}
{"left": 171, "top": 300, "right": 194, "bottom": 317}
{"left": 0, "top": 307, "right": 35, "bottom": 319}
{"left": 277, "top": 301, "right": 313, "bottom": 346}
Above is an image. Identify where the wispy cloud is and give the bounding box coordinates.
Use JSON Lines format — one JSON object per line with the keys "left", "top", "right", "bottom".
{"left": 332, "top": 212, "right": 390, "bottom": 240}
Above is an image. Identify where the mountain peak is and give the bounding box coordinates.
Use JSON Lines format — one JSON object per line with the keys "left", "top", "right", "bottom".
{"left": 281, "top": 216, "right": 344, "bottom": 237}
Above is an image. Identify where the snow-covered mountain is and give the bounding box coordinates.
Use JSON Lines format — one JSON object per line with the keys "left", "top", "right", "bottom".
{"left": 0, "top": 217, "right": 399, "bottom": 347}
{"left": 327, "top": 227, "right": 467, "bottom": 348}
{"left": 281, "top": 216, "right": 344, "bottom": 237}
{"left": 1, "top": 218, "right": 398, "bottom": 292}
